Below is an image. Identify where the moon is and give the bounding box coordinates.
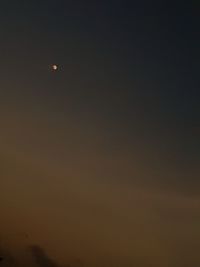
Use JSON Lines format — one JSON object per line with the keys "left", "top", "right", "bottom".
{"left": 52, "top": 64, "right": 58, "bottom": 71}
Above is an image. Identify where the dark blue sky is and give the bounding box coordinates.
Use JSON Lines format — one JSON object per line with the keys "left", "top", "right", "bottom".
{"left": 0, "top": 1, "right": 199, "bottom": 266}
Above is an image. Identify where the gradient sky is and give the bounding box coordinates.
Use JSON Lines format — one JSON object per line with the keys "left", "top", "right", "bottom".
{"left": 0, "top": 1, "right": 199, "bottom": 267}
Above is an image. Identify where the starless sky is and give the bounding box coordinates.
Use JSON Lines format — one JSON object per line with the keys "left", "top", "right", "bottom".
{"left": 0, "top": 1, "right": 199, "bottom": 266}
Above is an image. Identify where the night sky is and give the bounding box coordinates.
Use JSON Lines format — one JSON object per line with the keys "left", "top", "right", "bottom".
{"left": 0, "top": 1, "right": 199, "bottom": 267}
